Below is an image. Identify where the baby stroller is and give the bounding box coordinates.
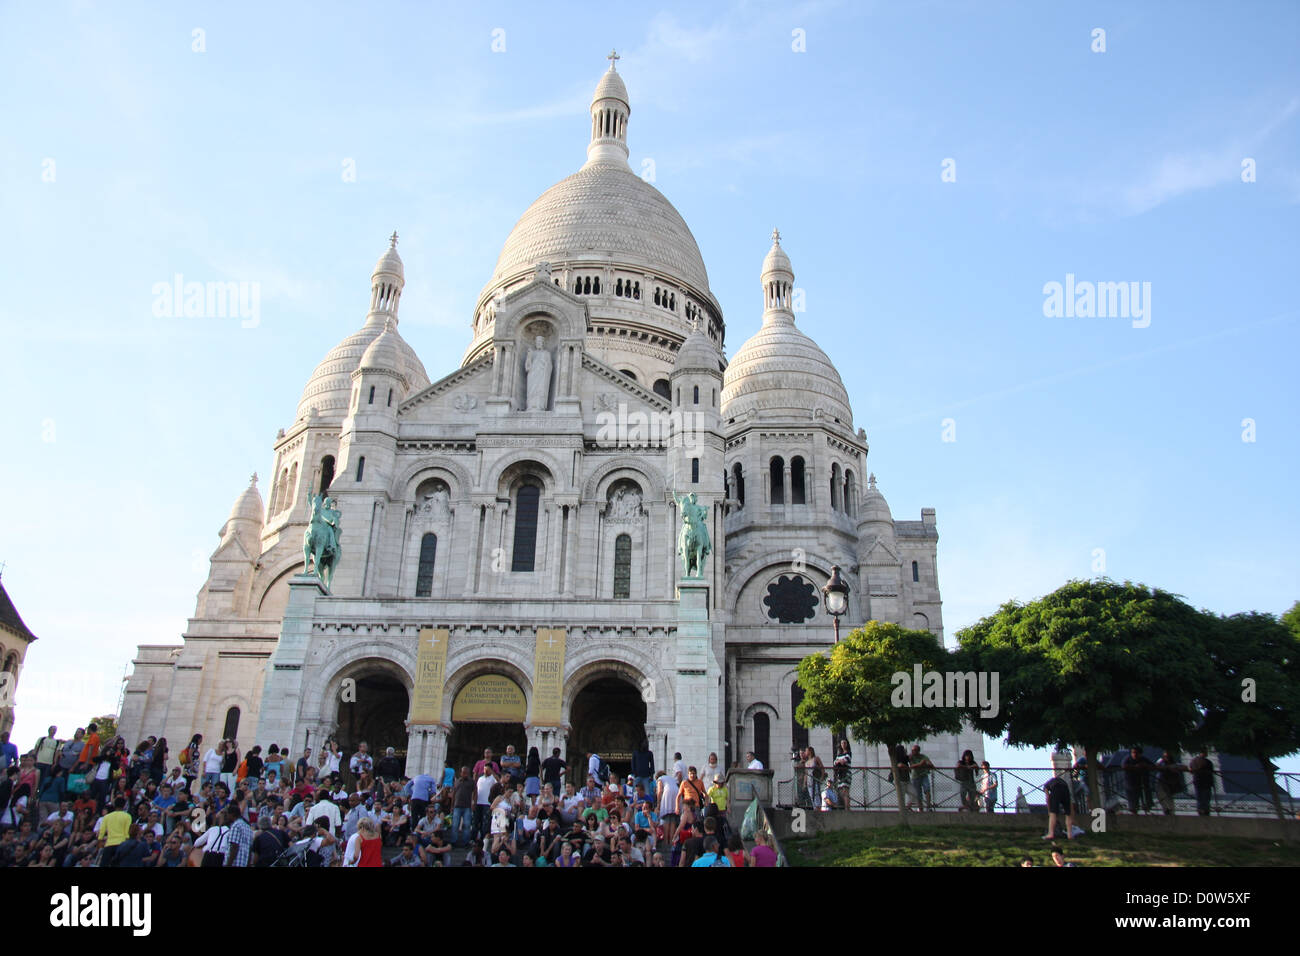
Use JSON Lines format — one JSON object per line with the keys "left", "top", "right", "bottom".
{"left": 271, "top": 836, "right": 324, "bottom": 867}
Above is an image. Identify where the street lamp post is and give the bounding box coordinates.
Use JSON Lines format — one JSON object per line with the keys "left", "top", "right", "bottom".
{"left": 821, "top": 565, "right": 850, "bottom": 806}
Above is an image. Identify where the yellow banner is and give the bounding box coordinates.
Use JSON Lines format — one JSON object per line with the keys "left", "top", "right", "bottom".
{"left": 409, "top": 628, "right": 449, "bottom": 724}
{"left": 452, "top": 674, "right": 527, "bottom": 723}
{"left": 532, "top": 628, "right": 566, "bottom": 725}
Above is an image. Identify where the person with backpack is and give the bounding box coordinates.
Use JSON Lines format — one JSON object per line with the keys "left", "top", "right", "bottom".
{"left": 675, "top": 766, "right": 710, "bottom": 822}
{"left": 33, "top": 726, "right": 60, "bottom": 782}
{"left": 690, "top": 835, "right": 732, "bottom": 867}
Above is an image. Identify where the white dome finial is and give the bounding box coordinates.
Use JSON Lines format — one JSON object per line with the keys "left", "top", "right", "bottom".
{"left": 761, "top": 229, "right": 795, "bottom": 323}
{"left": 587, "top": 54, "right": 631, "bottom": 166}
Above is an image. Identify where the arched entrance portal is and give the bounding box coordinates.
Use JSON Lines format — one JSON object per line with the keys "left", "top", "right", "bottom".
{"left": 568, "top": 676, "right": 647, "bottom": 783}
{"left": 446, "top": 674, "right": 527, "bottom": 773}
{"left": 335, "top": 673, "right": 410, "bottom": 779}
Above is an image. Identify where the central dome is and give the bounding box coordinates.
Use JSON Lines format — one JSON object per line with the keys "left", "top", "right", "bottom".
{"left": 486, "top": 162, "right": 711, "bottom": 294}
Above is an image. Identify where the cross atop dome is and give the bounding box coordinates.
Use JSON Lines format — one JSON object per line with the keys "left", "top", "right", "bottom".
{"left": 389, "top": 231, "right": 398, "bottom": 247}
{"left": 771, "top": 227, "right": 781, "bottom": 245}
{"left": 249, "top": 473, "right": 258, "bottom": 486}
{"left": 607, "top": 49, "right": 620, "bottom": 70}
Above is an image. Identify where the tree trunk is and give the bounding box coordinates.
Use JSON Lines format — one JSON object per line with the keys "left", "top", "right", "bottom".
{"left": 1085, "top": 745, "right": 1102, "bottom": 820}
{"left": 1260, "top": 754, "right": 1284, "bottom": 821}
{"left": 887, "top": 742, "right": 908, "bottom": 821}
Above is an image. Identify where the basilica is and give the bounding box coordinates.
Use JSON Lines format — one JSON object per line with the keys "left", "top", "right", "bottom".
{"left": 119, "top": 59, "right": 983, "bottom": 782}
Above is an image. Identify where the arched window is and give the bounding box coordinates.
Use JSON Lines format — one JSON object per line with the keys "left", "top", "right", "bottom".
{"left": 222, "top": 706, "right": 240, "bottom": 740}
{"left": 830, "top": 463, "right": 841, "bottom": 511}
{"left": 387, "top": 388, "right": 393, "bottom": 407}
{"left": 732, "top": 463, "right": 745, "bottom": 506}
{"left": 368, "top": 385, "right": 375, "bottom": 405}
{"left": 753, "top": 712, "right": 771, "bottom": 770}
{"left": 356, "top": 456, "right": 365, "bottom": 482}
{"left": 286, "top": 462, "right": 298, "bottom": 511}
{"left": 653, "top": 379, "right": 671, "bottom": 400}
{"left": 620, "top": 369, "right": 637, "bottom": 382}
{"left": 791, "top": 457, "right": 806, "bottom": 504}
{"left": 791, "top": 684, "right": 809, "bottom": 753}
{"left": 3, "top": 652, "right": 18, "bottom": 675}
{"left": 616, "top": 278, "right": 623, "bottom": 296}
{"left": 770, "top": 457, "right": 785, "bottom": 505}
{"left": 613, "top": 533, "right": 631, "bottom": 598}
{"left": 272, "top": 468, "right": 286, "bottom": 514}
{"left": 845, "top": 470, "right": 856, "bottom": 516}
{"left": 593, "top": 277, "right": 600, "bottom": 294}
{"left": 912, "top": 561, "right": 919, "bottom": 583}
{"left": 692, "top": 385, "right": 699, "bottom": 405}
{"left": 416, "top": 533, "right": 438, "bottom": 596}
{"left": 511, "top": 484, "right": 541, "bottom": 572}
{"left": 691, "top": 458, "right": 699, "bottom": 483}
{"left": 320, "top": 456, "right": 335, "bottom": 494}
{"left": 633, "top": 282, "right": 640, "bottom": 300}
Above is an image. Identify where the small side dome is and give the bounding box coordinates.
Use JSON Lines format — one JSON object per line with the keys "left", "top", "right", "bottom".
{"left": 356, "top": 318, "right": 406, "bottom": 379}
{"left": 227, "top": 473, "right": 265, "bottom": 526}
{"left": 858, "top": 473, "right": 893, "bottom": 525}
{"left": 673, "top": 327, "right": 720, "bottom": 374}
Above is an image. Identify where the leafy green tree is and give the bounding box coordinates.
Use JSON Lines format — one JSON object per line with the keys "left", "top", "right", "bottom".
{"left": 1281, "top": 600, "right": 1300, "bottom": 642}
{"left": 1197, "top": 611, "right": 1300, "bottom": 819}
{"left": 796, "top": 621, "right": 962, "bottom": 814}
{"left": 954, "top": 579, "right": 1216, "bottom": 810}
{"left": 88, "top": 714, "right": 118, "bottom": 744}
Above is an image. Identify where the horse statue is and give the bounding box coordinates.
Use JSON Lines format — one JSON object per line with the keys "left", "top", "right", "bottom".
{"left": 675, "top": 491, "right": 711, "bottom": 578}
{"left": 303, "top": 492, "right": 341, "bottom": 591}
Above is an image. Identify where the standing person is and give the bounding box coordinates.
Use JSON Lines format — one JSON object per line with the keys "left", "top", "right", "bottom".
{"left": 220, "top": 740, "right": 240, "bottom": 794}
{"left": 1121, "top": 748, "right": 1150, "bottom": 815}
{"left": 77, "top": 723, "right": 101, "bottom": 771}
{"left": 630, "top": 739, "right": 655, "bottom": 799}
{"left": 96, "top": 796, "right": 133, "bottom": 865}
{"left": 58, "top": 730, "right": 85, "bottom": 777}
{"left": 499, "top": 744, "right": 522, "bottom": 785}
{"left": 1188, "top": 750, "right": 1215, "bottom": 816}
{"left": 745, "top": 751, "right": 764, "bottom": 770}
{"left": 33, "top": 726, "right": 60, "bottom": 783}
{"left": 149, "top": 737, "right": 168, "bottom": 785}
{"left": 541, "top": 747, "right": 566, "bottom": 796}
{"left": 409, "top": 770, "right": 436, "bottom": 821}
{"left": 1042, "top": 774, "right": 1075, "bottom": 841}
{"left": 979, "top": 760, "right": 997, "bottom": 813}
{"left": 180, "top": 734, "right": 202, "bottom": 789}
{"left": 223, "top": 803, "right": 254, "bottom": 867}
{"left": 0, "top": 732, "right": 17, "bottom": 770}
{"left": 700, "top": 752, "right": 722, "bottom": 786}
{"left": 319, "top": 740, "right": 342, "bottom": 782}
{"left": 202, "top": 740, "right": 225, "bottom": 789}
{"left": 523, "top": 747, "right": 542, "bottom": 804}
{"left": 676, "top": 766, "right": 709, "bottom": 823}
{"left": 375, "top": 747, "right": 401, "bottom": 784}
{"left": 348, "top": 741, "right": 373, "bottom": 782}
{"left": 295, "top": 747, "right": 313, "bottom": 784}
{"left": 657, "top": 769, "right": 681, "bottom": 847}
{"left": 955, "top": 750, "right": 978, "bottom": 812}
{"left": 908, "top": 745, "right": 934, "bottom": 811}
{"left": 243, "top": 745, "right": 263, "bottom": 787}
{"left": 1155, "top": 751, "right": 1186, "bottom": 816}
{"left": 892, "top": 744, "right": 912, "bottom": 810}
{"left": 473, "top": 763, "right": 497, "bottom": 846}
{"left": 450, "top": 767, "right": 474, "bottom": 847}
{"left": 472, "top": 748, "right": 499, "bottom": 779}
{"left": 833, "top": 739, "right": 853, "bottom": 808}
{"left": 805, "top": 747, "right": 826, "bottom": 810}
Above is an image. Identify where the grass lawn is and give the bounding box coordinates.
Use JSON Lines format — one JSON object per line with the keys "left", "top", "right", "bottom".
{"left": 783, "top": 824, "right": 1300, "bottom": 867}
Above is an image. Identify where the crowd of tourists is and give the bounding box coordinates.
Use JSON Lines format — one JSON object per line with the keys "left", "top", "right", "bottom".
{"left": 0, "top": 726, "right": 778, "bottom": 867}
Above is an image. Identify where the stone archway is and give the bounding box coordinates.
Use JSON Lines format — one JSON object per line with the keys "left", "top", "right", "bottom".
{"left": 567, "top": 673, "right": 647, "bottom": 784}
{"left": 332, "top": 659, "right": 412, "bottom": 781}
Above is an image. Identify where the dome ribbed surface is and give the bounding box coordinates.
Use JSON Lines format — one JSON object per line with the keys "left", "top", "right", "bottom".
{"left": 674, "top": 327, "right": 719, "bottom": 372}
{"left": 296, "top": 321, "right": 429, "bottom": 421}
{"left": 721, "top": 321, "right": 853, "bottom": 426}
{"left": 227, "top": 479, "right": 264, "bottom": 525}
{"left": 592, "top": 68, "right": 629, "bottom": 105}
{"left": 486, "top": 163, "right": 711, "bottom": 294}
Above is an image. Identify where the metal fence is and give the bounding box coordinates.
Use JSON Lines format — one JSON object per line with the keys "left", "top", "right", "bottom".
{"left": 775, "top": 765, "right": 1300, "bottom": 819}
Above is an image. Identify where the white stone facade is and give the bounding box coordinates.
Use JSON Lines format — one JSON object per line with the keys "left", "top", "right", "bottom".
{"left": 118, "top": 61, "right": 982, "bottom": 781}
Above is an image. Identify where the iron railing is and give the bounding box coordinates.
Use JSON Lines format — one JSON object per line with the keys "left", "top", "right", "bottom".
{"left": 775, "top": 765, "right": 1300, "bottom": 818}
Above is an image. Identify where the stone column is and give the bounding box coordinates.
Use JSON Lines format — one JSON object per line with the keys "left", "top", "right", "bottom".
{"left": 673, "top": 578, "right": 721, "bottom": 769}
{"left": 253, "top": 574, "right": 325, "bottom": 751}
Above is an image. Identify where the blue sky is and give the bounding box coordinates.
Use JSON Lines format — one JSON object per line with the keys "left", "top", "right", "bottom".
{"left": 1, "top": 1, "right": 1297, "bottom": 772}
